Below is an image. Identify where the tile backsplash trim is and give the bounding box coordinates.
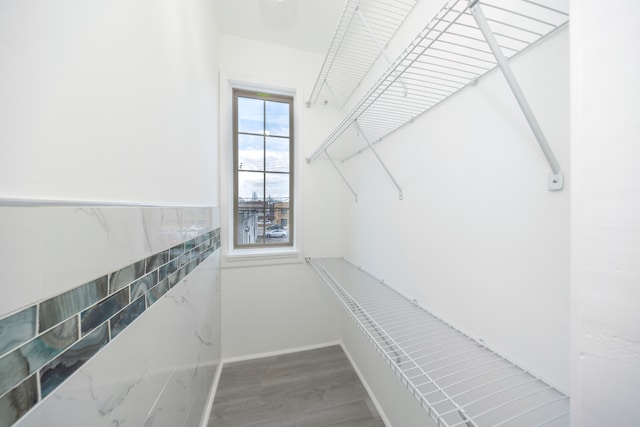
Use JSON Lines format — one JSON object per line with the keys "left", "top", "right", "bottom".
{"left": 0, "top": 227, "right": 220, "bottom": 427}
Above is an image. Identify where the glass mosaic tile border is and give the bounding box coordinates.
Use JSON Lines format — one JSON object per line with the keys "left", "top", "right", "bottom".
{"left": 0, "top": 228, "right": 220, "bottom": 427}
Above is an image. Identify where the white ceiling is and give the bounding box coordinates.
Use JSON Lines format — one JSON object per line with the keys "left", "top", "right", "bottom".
{"left": 212, "top": 0, "right": 346, "bottom": 53}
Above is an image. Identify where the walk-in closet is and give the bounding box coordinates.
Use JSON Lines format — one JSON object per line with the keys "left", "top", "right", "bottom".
{"left": 1, "top": 0, "right": 638, "bottom": 426}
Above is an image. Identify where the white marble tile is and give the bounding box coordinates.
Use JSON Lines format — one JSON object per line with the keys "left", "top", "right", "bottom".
{"left": 38, "top": 206, "right": 215, "bottom": 303}
{"left": 1, "top": 205, "right": 218, "bottom": 319}
{"left": 15, "top": 317, "right": 153, "bottom": 427}
{"left": 143, "top": 255, "right": 221, "bottom": 421}
{"left": 141, "top": 276, "right": 204, "bottom": 412}
{"left": 143, "top": 370, "right": 189, "bottom": 427}
{"left": 15, "top": 361, "right": 149, "bottom": 427}
{"left": 6, "top": 206, "right": 221, "bottom": 427}
{"left": 14, "top": 269, "right": 221, "bottom": 427}
{"left": 39, "top": 207, "right": 145, "bottom": 302}
{"left": 0, "top": 207, "right": 42, "bottom": 317}
{"left": 184, "top": 363, "right": 217, "bottom": 427}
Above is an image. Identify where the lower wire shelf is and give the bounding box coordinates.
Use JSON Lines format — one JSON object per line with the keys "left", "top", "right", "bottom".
{"left": 308, "top": 257, "right": 569, "bottom": 427}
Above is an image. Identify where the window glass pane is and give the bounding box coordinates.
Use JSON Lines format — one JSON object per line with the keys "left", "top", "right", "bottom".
{"left": 265, "top": 173, "right": 289, "bottom": 201}
{"left": 265, "top": 173, "right": 290, "bottom": 243}
{"left": 238, "top": 97, "right": 264, "bottom": 134}
{"left": 265, "top": 203, "right": 289, "bottom": 243}
{"left": 238, "top": 171, "right": 265, "bottom": 244}
{"left": 234, "top": 90, "right": 292, "bottom": 248}
{"left": 237, "top": 208, "right": 259, "bottom": 245}
{"left": 238, "top": 134, "right": 264, "bottom": 171}
{"left": 265, "top": 101, "right": 289, "bottom": 137}
{"left": 265, "top": 137, "right": 289, "bottom": 172}
{"left": 238, "top": 171, "right": 264, "bottom": 202}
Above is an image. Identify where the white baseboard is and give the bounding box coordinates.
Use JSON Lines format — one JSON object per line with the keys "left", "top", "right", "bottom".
{"left": 340, "top": 342, "right": 392, "bottom": 427}
{"left": 221, "top": 341, "right": 342, "bottom": 364}
{"left": 199, "top": 361, "right": 224, "bottom": 427}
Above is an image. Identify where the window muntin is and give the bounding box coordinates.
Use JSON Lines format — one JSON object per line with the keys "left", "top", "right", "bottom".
{"left": 233, "top": 90, "right": 293, "bottom": 248}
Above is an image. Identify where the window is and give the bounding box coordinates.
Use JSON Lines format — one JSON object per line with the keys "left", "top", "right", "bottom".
{"left": 233, "top": 89, "right": 293, "bottom": 248}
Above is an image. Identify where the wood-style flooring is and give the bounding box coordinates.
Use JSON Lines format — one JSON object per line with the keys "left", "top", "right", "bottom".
{"left": 209, "top": 345, "right": 385, "bottom": 427}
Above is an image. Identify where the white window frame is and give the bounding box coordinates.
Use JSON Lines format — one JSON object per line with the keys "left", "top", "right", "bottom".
{"left": 219, "top": 73, "right": 304, "bottom": 268}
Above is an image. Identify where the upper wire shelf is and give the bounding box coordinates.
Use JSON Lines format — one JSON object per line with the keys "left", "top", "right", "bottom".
{"left": 309, "top": 257, "right": 570, "bottom": 427}
{"left": 308, "top": 0, "right": 569, "bottom": 191}
{"left": 307, "top": 0, "right": 420, "bottom": 109}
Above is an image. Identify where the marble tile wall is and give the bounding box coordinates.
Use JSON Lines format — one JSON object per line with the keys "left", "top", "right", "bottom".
{"left": 0, "top": 206, "right": 222, "bottom": 427}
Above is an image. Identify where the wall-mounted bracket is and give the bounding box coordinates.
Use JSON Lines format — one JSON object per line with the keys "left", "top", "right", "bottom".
{"left": 356, "top": 7, "right": 408, "bottom": 97}
{"left": 548, "top": 172, "right": 564, "bottom": 191}
{"left": 471, "top": 3, "right": 564, "bottom": 191}
{"left": 325, "top": 150, "right": 358, "bottom": 202}
{"left": 354, "top": 120, "right": 404, "bottom": 200}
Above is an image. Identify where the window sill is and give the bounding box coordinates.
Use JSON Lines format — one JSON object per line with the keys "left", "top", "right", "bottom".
{"left": 222, "top": 247, "right": 304, "bottom": 268}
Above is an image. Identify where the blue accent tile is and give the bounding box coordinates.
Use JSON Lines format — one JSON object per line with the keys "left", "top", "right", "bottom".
{"left": 39, "top": 276, "right": 108, "bottom": 333}
{"left": 0, "top": 306, "right": 36, "bottom": 357}
{"left": 168, "top": 270, "right": 183, "bottom": 288}
{"left": 194, "top": 233, "right": 207, "bottom": 246}
{"left": 40, "top": 323, "right": 109, "bottom": 398}
{"left": 0, "top": 316, "right": 79, "bottom": 397}
{"left": 184, "top": 238, "right": 196, "bottom": 252}
{"left": 146, "top": 278, "right": 170, "bottom": 307}
{"left": 159, "top": 258, "right": 178, "bottom": 281}
{"left": 0, "top": 350, "right": 29, "bottom": 397}
{"left": 110, "top": 297, "right": 145, "bottom": 339}
{"left": 130, "top": 271, "right": 158, "bottom": 301}
{"left": 0, "top": 374, "right": 38, "bottom": 427}
{"left": 146, "top": 250, "right": 169, "bottom": 273}
{"left": 169, "top": 242, "right": 184, "bottom": 260}
{"left": 212, "top": 229, "right": 221, "bottom": 249}
{"left": 184, "top": 259, "right": 197, "bottom": 276}
{"left": 110, "top": 260, "right": 145, "bottom": 293}
{"left": 21, "top": 316, "right": 79, "bottom": 376}
{"left": 198, "top": 247, "right": 214, "bottom": 265}
{"left": 80, "top": 289, "right": 129, "bottom": 336}
{"left": 192, "top": 244, "right": 204, "bottom": 259}
{"left": 178, "top": 253, "right": 190, "bottom": 268}
{"left": 202, "top": 240, "right": 211, "bottom": 252}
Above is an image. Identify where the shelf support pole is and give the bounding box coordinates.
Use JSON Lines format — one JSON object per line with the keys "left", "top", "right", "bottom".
{"left": 356, "top": 7, "right": 409, "bottom": 97}
{"left": 470, "top": 3, "right": 564, "bottom": 191}
{"left": 354, "top": 120, "right": 404, "bottom": 200}
{"left": 325, "top": 150, "right": 358, "bottom": 202}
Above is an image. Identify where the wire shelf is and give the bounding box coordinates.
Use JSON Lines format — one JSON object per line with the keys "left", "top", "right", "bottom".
{"left": 307, "top": 0, "right": 420, "bottom": 108}
{"left": 308, "top": 0, "right": 569, "bottom": 163}
{"left": 308, "top": 257, "right": 569, "bottom": 427}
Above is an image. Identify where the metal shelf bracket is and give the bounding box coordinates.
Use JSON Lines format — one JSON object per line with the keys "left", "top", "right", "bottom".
{"left": 356, "top": 7, "right": 408, "bottom": 97}
{"left": 471, "top": 3, "right": 564, "bottom": 191}
{"left": 325, "top": 150, "right": 358, "bottom": 202}
{"left": 355, "top": 120, "right": 404, "bottom": 200}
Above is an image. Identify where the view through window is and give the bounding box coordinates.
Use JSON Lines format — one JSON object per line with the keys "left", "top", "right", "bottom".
{"left": 233, "top": 89, "right": 293, "bottom": 248}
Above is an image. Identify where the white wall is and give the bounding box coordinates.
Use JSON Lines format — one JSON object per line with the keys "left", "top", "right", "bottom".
{"left": 0, "top": 1, "right": 222, "bottom": 426}
{"left": 217, "top": 36, "right": 344, "bottom": 359}
{"left": 221, "top": 263, "right": 340, "bottom": 359}
{"left": 340, "top": 29, "right": 570, "bottom": 393}
{"left": 570, "top": 1, "right": 640, "bottom": 426}
{"left": 0, "top": 0, "right": 219, "bottom": 205}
